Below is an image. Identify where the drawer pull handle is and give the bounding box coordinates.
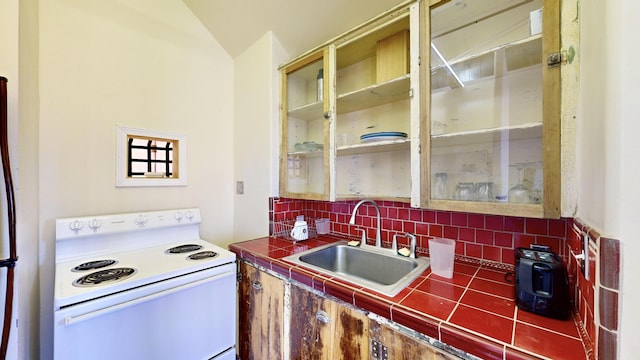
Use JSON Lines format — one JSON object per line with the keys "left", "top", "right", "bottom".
{"left": 252, "top": 281, "right": 263, "bottom": 291}
{"left": 315, "top": 310, "right": 331, "bottom": 324}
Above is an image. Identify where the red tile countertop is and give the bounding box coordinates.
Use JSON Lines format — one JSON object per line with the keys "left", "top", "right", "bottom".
{"left": 230, "top": 236, "right": 590, "bottom": 360}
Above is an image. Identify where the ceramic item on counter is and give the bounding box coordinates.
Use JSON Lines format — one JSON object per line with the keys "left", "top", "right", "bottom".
{"left": 290, "top": 220, "right": 308, "bottom": 241}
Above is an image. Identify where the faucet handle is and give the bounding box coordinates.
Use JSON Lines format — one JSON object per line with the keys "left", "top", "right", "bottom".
{"left": 406, "top": 233, "right": 417, "bottom": 258}
{"left": 394, "top": 233, "right": 416, "bottom": 258}
{"left": 392, "top": 233, "right": 401, "bottom": 253}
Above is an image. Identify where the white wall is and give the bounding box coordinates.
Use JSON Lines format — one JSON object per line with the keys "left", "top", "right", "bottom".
{"left": 232, "top": 31, "right": 288, "bottom": 241}
{"left": 612, "top": 1, "right": 640, "bottom": 357}
{"left": 578, "top": 0, "right": 640, "bottom": 358}
{"left": 18, "top": 0, "right": 41, "bottom": 358}
{"left": 38, "top": 0, "right": 234, "bottom": 357}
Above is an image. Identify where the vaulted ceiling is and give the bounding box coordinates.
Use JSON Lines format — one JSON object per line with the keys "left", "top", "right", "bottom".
{"left": 183, "top": 0, "right": 406, "bottom": 59}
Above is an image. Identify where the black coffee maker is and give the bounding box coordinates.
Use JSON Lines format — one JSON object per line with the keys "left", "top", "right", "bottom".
{"left": 515, "top": 246, "right": 571, "bottom": 319}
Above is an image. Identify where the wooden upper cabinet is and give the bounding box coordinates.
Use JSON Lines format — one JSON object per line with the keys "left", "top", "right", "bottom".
{"left": 421, "top": 0, "right": 561, "bottom": 218}
{"left": 280, "top": 2, "right": 420, "bottom": 204}
{"left": 279, "top": 0, "right": 565, "bottom": 218}
{"left": 280, "top": 48, "right": 331, "bottom": 200}
{"left": 333, "top": 4, "right": 417, "bottom": 204}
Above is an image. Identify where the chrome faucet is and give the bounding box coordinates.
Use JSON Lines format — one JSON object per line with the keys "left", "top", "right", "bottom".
{"left": 349, "top": 199, "right": 382, "bottom": 247}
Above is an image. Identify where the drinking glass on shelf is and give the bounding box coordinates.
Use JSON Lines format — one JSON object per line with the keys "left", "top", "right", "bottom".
{"left": 454, "top": 182, "right": 474, "bottom": 201}
{"left": 474, "top": 182, "right": 494, "bottom": 202}
{"left": 433, "top": 173, "right": 448, "bottom": 199}
{"left": 508, "top": 164, "right": 531, "bottom": 204}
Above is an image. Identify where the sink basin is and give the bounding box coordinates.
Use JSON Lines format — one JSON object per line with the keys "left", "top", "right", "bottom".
{"left": 283, "top": 242, "right": 430, "bottom": 297}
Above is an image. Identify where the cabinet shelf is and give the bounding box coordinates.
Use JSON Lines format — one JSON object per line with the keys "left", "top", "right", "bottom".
{"left": 432, "top": 34, "right": 542, "bottom": 90}
{"left": 337, "top": 74, "right": 410, "bottom": 114}
{"left": 287, "top": 149, "right": 324, "bottom": 158}
{"left": 288, "top": 100, "right": 323, "bottom": 121}
{"left": 431, "top": 122, "right": 542, "bottom": 147}
{"left": 288, "top": 73, "right": 410, "bottom": 119}
{"left": 337, "top": 138, "right": 410, "bottom": 156}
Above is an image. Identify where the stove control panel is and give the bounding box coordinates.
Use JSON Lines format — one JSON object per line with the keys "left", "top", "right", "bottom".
{"left": 56, "top": 208, "right": 201, "bottom": 240}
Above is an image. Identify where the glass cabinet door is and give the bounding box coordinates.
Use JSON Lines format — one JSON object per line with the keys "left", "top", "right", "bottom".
{"left": 280, "top": 49, "right": 330, "bottom": 200}
{"left": 424, "top": 0, "right": 560, "bottom": 218}
{"left": 333, "top": 5, "right": 415, "bottom": 203}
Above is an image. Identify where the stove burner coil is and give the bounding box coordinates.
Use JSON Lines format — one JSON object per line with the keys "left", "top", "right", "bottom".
{"left": 72, "top": 259, "right": 117, "bottom": 272}
{"left": 187, "top": 251, "right": 218, "bottom": 261}
{"left": 165, "top": 244, "right": 203, "bottom": 254}
{"left": 73, "top": 267, "right": 136, "bottom": 287}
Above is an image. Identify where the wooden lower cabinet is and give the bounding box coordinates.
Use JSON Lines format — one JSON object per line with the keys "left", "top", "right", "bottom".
{"left": 238, "top": 262, "right": 286, "bottom": 360}
{"left": 238, "top": 263, "right": 461, "bottom": 360}
{"left": 289, "top": 284, "right": 370, "bottom": 360}
{"left": 370, "top": 322, "right": 461, "bottom": 360}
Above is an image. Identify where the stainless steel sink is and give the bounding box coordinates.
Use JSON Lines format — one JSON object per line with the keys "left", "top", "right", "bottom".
{"left": 283, "top": 242, "right": 430, "bottom": 297}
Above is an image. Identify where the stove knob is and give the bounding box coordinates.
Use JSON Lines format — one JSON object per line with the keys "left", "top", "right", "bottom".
{"left": 174, "top": 211, "right": 183, "bottom": 222}
{"left": 68, "top": 220, "right": 84, "bottom": 234}
{"left": 185, "top": 210, "right": 194, "bottom": 222}
{"left": 88, "top": 219, "right": 102, "bottom": 232}
{"left": 134, "top": 214, "right": 148, "bottom": 227}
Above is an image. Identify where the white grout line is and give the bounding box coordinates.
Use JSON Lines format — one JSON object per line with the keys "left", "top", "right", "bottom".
{"left": 445, "top": 265, "right": 482, "bottom": 323}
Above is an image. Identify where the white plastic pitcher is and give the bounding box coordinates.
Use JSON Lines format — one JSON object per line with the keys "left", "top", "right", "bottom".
{"left": 315, "top": 218, "right": 330, "bottom": 234}
{"left": 429, "top": 238, "right": 456, "bottom": 278}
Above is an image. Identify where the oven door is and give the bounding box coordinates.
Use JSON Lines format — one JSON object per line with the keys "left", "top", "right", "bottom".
{"left": 54, "top": 262, "right": 236, "bottom": 360}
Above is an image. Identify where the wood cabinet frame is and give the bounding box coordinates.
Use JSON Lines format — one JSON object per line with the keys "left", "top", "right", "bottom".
{"left": 279, "top": 48, "right": 331, "bottom": 200}
{"left": 419, "top": 0, "right": 561, "bottom": 218}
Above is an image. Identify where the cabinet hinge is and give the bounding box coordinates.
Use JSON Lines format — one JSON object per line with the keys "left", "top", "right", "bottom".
{"left": 547, "top": 50, "right": 567, "bottom": 68}
{"left": 236, "top": 272, "right": 242, "bottom": 283}
{"left": 370, "top": 340, "right": 388, "bottom": 360}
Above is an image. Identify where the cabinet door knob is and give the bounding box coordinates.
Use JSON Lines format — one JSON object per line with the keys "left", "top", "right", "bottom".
{"left": 323, "top": 111, "right": 331, "bottom": 119}
{"left": 252, "top": 280, "right": 263, "bottom": 291}
{"left": 315, "top": 310, "right": 331, "bottom": 324}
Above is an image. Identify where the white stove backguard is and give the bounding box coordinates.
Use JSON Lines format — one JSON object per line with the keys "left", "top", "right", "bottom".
{"left": 55, "top": 208, "right": 202, "bottom": 262}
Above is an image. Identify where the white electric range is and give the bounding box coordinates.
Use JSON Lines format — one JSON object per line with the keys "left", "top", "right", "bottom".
{"left": 53, "top": 208, "right": 237, "bottom": 360}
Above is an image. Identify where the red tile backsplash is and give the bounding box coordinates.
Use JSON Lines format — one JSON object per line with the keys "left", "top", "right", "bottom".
{"left": 598, "top": 287, "right": 618, "bottom": 331}
{"left": 599, "top": 237, "right": 620, "bottom": 290}
{"left": 269, "top": 198, "right": 620, "bottom": 360}
{"left": 504, "top": 216, "right": 525, "bottom": 233}
{"left": 597, "top": 327, "right": 617, "bottom": 360}
{"left": 567, "top": 218, "right": 620, "bottom": 360}
{"left": 271, "top": 198, "right": 571, "bottom": 266}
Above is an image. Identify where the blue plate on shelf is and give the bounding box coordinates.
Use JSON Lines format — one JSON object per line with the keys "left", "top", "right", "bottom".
{"left": 360, "top": 131, "right": 408, "bottom": 143}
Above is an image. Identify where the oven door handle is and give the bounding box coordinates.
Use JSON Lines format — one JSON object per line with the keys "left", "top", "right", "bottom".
{"left": 64, "top": 270, "right": 234, "bottom": 326}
